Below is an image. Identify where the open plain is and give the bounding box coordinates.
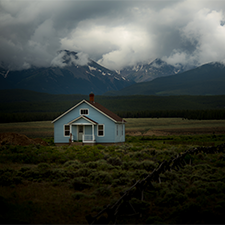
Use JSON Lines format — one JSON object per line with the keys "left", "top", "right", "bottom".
{"left": 0, "top": 118, "right": 225, "bottom": 224}
{"left": 0, "top": 118, "right": 225, "bottom": 138}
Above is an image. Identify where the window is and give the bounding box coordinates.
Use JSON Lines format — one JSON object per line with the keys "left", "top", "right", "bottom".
{"left": 98, "top": 125, "right": 104, "bottom": 136}
{"left": 80, "top": 109, "right": 89, "bottom": 115}
{"left": 64, "top": 125, "right": 70, "bottom": 136}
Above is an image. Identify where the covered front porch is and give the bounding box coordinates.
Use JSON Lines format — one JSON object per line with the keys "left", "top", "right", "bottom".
{"left": 68, "top": 116, "right": 98, "bottom": 144}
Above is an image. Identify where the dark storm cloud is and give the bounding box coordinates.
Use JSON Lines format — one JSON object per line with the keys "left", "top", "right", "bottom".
{"left": 0, "top": 0, "right": 225, "bottom": 70}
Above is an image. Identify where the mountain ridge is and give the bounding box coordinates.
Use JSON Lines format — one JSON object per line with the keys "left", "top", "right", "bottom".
{"left": 0, "top": 50, "right": 134, "bottom": 95}
{"left": 104, "top": 62, "right": 225, "bottom": 96}
{"left": 118, "top": 58, "right": 193, "bottom": 83}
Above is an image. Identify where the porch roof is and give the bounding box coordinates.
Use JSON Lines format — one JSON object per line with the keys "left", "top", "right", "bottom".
{"left": 68, "top": 115, "right": 98, "bottom": 125}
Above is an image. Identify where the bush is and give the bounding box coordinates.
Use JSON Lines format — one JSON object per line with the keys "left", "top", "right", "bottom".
{"left": 112, "top": 177, "right": 130, "bottom": 187}
{"left": 64, "top": 160, "right": 81, "bottom": 169}
{"left": 74, "top": 168, "right": 91, "bottom": 177}
{"left": 37, "top": 163, "right": 51, "bottom": 171}
{"left": 93, "top": 187, "right": 112, "bottom": 197}
{"left": 121, "top": 161, "right": 140, "bottom": 170}
{"left": 88, "top": 171, "right": 113, "bottom": 184}
{"left": 84, "top": 162, "right": 98, "bottom": 169}
{"left": 140, "top": 160, "right": 156, "bottom": 171}
{"left": 107, "top": 157, "right": 123, "bottom": 166}
{"left": 111, "top": 169, "right": 132, "bottom": 180}
{"left": 0, "top": 171, "right": 23, "bottom": 186}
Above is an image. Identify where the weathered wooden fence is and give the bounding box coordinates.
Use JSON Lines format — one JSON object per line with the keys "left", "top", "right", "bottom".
{"left": 85, "top": 143, "right": 225, "bottom": 224}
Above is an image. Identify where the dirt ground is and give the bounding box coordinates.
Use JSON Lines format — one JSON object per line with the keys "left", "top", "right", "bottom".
{"left": 126, "top": 127, "right": 225, "bottom": 136}
{"left": 0, "top": 132, "right": 48, "bottom": 146}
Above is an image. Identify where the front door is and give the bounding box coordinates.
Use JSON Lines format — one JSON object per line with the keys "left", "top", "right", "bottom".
{"left": 78, "top": 125, "right": 84, "bottom": 141}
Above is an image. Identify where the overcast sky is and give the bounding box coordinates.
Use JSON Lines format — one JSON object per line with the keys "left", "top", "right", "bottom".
{"left": 0, "top": 0, "right": 225, "bottom": 70}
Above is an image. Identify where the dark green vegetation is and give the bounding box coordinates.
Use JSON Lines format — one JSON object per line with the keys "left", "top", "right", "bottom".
{"left": 106, "top": 62, "right": 225, "bottom": 96}
{"left": 1, "top": 89, "right": 225, "bottom": 122}
{"left": 0, "top": 134, "right": 225, "bottom": 224}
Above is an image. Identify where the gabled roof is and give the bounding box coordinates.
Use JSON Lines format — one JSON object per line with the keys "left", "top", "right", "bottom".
{"left": 68, "top": 115, "right": 98, "bottom": 125}
{"left": 87, "top": 100, "right": 125, "bottom": 123}
{"left": 52, "top": 99, "right": 125, "bottom": 123}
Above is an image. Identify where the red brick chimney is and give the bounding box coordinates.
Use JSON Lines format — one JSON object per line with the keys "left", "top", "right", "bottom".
{"left": 89, "top": 92, "right": 94, "bottom": 102}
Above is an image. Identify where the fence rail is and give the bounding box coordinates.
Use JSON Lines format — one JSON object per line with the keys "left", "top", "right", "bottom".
{"left": 85, "top": 143, "right": 225, "bottom": 224}
{"left": 83, "top": 134, "right": 95, "bottom": 142}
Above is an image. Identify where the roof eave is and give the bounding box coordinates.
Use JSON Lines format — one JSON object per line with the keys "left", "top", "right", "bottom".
{"left": 51, "top": 100, "right": 86, "bottom": 123}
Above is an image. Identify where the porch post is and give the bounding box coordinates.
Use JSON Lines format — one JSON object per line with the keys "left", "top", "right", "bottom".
{"left": 70, "top": 125, "right": 73, "bottom": 142}
{"left": 92, "top": 124, "right": 94, "bottom": 141}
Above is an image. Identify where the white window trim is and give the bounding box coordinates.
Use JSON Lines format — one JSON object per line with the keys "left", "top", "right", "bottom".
{"left": 80, "top": 108, "right": 89, "bottom": 116}
{"left": 97, "top": 124, "right": 105, "bottom": 137}
{"left": 64, "top": 124, "right": 70, "bottom": 137}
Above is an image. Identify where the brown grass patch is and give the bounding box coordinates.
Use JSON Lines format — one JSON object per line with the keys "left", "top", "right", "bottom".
{"left": 0, "top": 132, "right": 48, "bottom": 146}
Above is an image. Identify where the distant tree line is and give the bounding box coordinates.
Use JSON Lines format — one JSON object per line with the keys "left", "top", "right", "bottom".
{"left": 117, "top": 109, "right": 225, "bottom": 120}
{"left": 0, "top": 112, "right": 61, "bottom": 123}
{"left": 1, "top": 109, "right": 225, "bottom": 123}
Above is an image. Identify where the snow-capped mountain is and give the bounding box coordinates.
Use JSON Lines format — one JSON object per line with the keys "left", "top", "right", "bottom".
{"left": 0, "top": 62, "right": 9, "bottom": 78}
{"left": 118, "top": 58, "right": 193, "bottom": 83}
{"left": 107, "top": 61, "right": 225, "bottom": 96}
{"left": 0, "top": 50, "right": 134, "bottom": 95}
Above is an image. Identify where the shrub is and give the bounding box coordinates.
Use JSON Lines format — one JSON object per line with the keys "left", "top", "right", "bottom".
{"left": 88, "top": 171, "right": 113, "bottom": 184}
{"left": 74, "top": 168, "right": 91, "bottom": 177}
{"left": 112, "top": 177, "right": 130, "bottom": 187}
{"left": 121, "top": 161, "right": 141, "bottom": 170}
{"left": 133, "top": 169, "right": 148, "bottom": 179}
{"left": 107, "top": 157, "right": 122, "bottom": 166}
{"left": 164, "top": 171, "right": 179, "bottom": 181}
{"left": 37, "top": 163, "right": 51, "bottom": 171}
{"left": 64, "top": 160, "right": 81, "bottom": 169}
{"left": 157, "top": 191, "right": 179, "bottom": 207}
{"left": 93, "top": 187, "right": 112, "bottom": 197}
{"left": 111, "top": 169, "right": 132, "bottom": 180}
{"left": 85, "top": 162, "right": 98, "bottom": 169}
{"left": 186, "top": 186, "right": 207, "bottom": 198}
{"left": 140, "top": 160, "right": 156, "bottom": 171}
{"left": 0, "top": 171, "right": 23, "bottom": 186}
{"left": 97, "top": 161, "right": 114, "bottom": 171}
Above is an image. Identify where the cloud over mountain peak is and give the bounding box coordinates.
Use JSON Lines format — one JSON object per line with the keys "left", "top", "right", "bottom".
{"left": 1, "top": 0, "right": 225, "bottom": 70}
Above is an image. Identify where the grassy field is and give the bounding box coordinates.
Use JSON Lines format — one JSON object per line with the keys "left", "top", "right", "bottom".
{"left": 0, "top": 118, "right": 225, "bottom": 138}
{"left": 0, "top": 121, "right": 54, "bottom": 138}
{"left": 0, "top": 119, "right": 225, "bottom": 224}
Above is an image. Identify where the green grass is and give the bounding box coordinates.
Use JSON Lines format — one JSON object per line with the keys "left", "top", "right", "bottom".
{"left": 0, "top": 119, "right": 225, "bottom": 223}
{"left": 1, "top": 118, "right": 225, "bottom": 138}
{"left": 0, "top": 121, "right": 54, "bottom": 138}
{"left": 125, "top": 118, "right": 225, "bottom": 131}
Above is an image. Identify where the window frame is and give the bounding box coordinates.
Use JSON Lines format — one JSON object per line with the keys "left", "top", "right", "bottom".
{"left": 80, "top": 108, "right": 89, "bottom": 116}
{"left": 64, "top": 124, "right": 70, "bottom": 137}
{"left": 97, "top": 124, "right": 104, "bottom": 137}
